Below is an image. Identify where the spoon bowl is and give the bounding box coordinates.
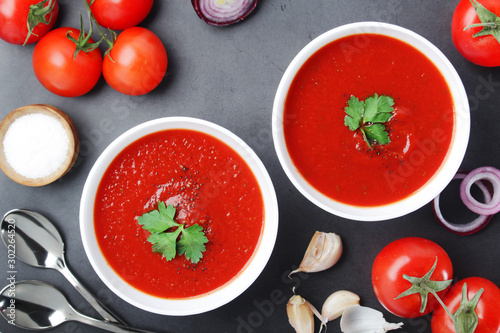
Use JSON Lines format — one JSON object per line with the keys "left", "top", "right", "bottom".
{"left": 0, "top": 280, "right": 69, "bottom": 330}
{"left": 1, "top": 209, "right": 63, "bottom": 269}
{"left": 1, "top": 209, "right": 124, "bottom": 324}
{"left": 0, "top": 281, "right": 155, "bottom": 332}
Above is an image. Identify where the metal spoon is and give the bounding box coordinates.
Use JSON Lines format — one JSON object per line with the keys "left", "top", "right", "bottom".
{"left": 0, "top": 280, "right": 156, "bottom": 332}
{"left": 0, "top": 209, "right": 125, "bottom": 325}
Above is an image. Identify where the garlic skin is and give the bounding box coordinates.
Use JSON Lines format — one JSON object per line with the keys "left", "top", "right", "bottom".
{"left": 287, "top": 295, "right": 315, "bottom": 333}
{"left": 340, "top": 305, "right": 403, "bottom": 333}
{"left": 321, "top": 290, "right": 360, "bottom": 322}
{"left": 290, "top": 231, "right": 343, "bottom": 276}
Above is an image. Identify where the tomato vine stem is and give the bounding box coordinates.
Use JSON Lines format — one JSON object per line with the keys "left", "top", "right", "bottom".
{"left": 422, "top": 284, "right": 461, "bottom": 333}
{"left": 24, "top": 0, "right": 57, "bottom": 45}
{"left": 464, "top": 22, "right": 498, "bottom": 30}
{"left": 396, "top": 258, "right": 484, "bottom": 333}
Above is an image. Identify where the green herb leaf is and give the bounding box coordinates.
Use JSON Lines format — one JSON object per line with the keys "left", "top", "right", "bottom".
{"left": 466, "top": 0, "right": 500, "bottom": 44}
{"left": 177, "top": 224, "right": 209, "bottom": 264}
{"left": 344, "top": 94, "right": 395, "bottom": 149}
{"left": 344, "top": 96, "right": 364, "bottom": 131}
{"left": 364, "top": 94, "right": 395, "bottom": 123}
{"left": 363, "top": 123, "right": 390, "bottom": 145}
{"left": 138, "top": 202, "right": 209, "bottom": 264}
{"left": 138, "top": 201, "right": 179, "bottom": 233}
{"left": 148, "top": 228, "right": 182, "bottom": 261}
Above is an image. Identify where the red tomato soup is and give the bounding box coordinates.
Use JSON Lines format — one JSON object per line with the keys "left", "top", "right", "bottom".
{"left": 284, "top": 34, "right": 455, "bottom": 206}
{"left": 94, "top": 129, "right": 264, "bottom": 298}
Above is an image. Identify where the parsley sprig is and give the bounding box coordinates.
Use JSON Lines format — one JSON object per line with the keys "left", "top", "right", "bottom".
{"left": 138, "top": 202, "right": 208, "bottom": 264}
{"left": 344, "top": 94, "right": 395, "bottom": 149}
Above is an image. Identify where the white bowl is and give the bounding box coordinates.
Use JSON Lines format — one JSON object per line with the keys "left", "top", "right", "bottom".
{"left": 80, "top": 117, "right": 279, "bottom": 315}
{"left": 272, "top": 22, "right": 470, "bottom": 221}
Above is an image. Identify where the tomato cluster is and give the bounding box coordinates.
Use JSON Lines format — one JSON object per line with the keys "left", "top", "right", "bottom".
{"left": 372, "top": 237, "right": 500, "bottom": 333}
{"left": 0, "top": 0, "right": 168, "bottom": 97}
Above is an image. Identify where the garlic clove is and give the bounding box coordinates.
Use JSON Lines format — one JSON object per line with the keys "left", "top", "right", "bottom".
{"left": 290, "top": 231, "right": 343, "bottom": 276}
{"left": 340, "top": 305, "right": 403, "bottom": 333}
{"left": 287, "top": 295, "right": 316, "bottom": 333}
{"left": 321, "top": 290, "right": 360, "bottom": 322}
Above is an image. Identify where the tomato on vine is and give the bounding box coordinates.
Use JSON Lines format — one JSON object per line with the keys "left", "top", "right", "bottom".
{"left": 102, "top": 27, "right": 168, "bottom": 96}
{"left": 431, "top": 277, "right": 500, "bottom": 333}
{"left": 372, "top": 237, "right": 453, "bottom": 318}
{"left": 452, "top": 0, "right": 500, "bottom": 67}
{"left": 87, "top": 0, "right": 154, "bottom": 31}
{"left": 0, "top": 0, "right": 59, "bottom": 45}
{"left": 32, "top": 26, "right": 102, "bottom": 97}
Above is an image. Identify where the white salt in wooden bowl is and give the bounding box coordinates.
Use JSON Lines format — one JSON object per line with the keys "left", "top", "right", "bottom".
{"left": 0, "top": 104, "right": 80, "bottom": 186}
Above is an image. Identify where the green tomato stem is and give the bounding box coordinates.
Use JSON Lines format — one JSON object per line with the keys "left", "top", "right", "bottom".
{"left": 464, "top": 22, "right": 498, "bottom": 31}
{"left": 422, "top": 284, "right": 462, "bottom": 333}
{"left": 82, "top": 0, "right": 116, "bottom": 59}
{"left": 24, "top": 0, "right": 57, "bottom": 45}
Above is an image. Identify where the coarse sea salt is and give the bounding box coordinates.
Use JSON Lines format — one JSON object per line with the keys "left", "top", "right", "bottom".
{"left": 3, "top": 113, "right": 69, "bottom": 179}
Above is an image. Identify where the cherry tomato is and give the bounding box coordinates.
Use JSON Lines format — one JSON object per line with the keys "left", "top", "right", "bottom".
{"left": 87, "top": 0, "right": 153, "bottom": 31}
{"left": 431, "top": 277, "right": 500, "bottom": 333}
{"left": 372, "top": 237, "right": 453, "bottom": 318}
{"left": 103, "top": 27, "right": 167, "bottom": 96}
{"left": 0, "top": 0, "right": 59, "bottom": 45}
{"left": 452, "top": 0, "right": 500, "bottom": 67}
{"left": 32, "top": 28, "right": 102, "bottom": 97}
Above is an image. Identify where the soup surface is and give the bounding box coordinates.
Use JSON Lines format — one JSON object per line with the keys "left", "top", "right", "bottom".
{"left": 284, "top": 34, "right": 455, "bottom": 206}
{"left": 94, "top": 129, "right": 264, "bottom": 298}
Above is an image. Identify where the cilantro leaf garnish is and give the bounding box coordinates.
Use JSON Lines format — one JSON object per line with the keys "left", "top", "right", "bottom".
{"left": 177, "top": 224, "right": 208, "bottom": 263}
{"left": 138, "top": 201, "right": 177, "bottom": 233}
{"left": 138, "top": 202, "right": 208, "bottom": 264}
{"left": 344, "top": 94, "right": 395, "bottom": 149}
{"left": 148, "top": 229, "right": 182, "bottom": 261}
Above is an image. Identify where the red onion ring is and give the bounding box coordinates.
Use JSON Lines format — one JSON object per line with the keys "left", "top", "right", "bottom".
{"left": 433, "top": 170, "right": 493, "bottom": 235}
{"left": 460, "top": 166, "right": 500, "bottom": 216}
{"left": 191, "top": 0, "right": 258, "bottom": 27}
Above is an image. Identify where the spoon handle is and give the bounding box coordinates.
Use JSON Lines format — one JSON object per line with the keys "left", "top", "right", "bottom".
{"left": 58, "top": 260, "right": 127, "bottom": 325}
{"left": 75, "top": 312, "right": 158, "bottom": 333}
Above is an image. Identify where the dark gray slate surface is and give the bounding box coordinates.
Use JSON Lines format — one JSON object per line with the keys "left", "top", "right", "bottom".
{"left": 1, "top": 1, "right": 499, "bottom": 332}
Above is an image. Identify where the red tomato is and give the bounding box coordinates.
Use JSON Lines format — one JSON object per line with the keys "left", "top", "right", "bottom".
{"left": 0, "top": 0, "right": 59, "bottom": 45}
{"left": 88, "top": 0, "right": 153, "bottom": 31}
{"left": 372, "top": 237, "right": 453, "bottom": 318}
{"left": 32, "top": 28, "right": 102, "bottom": 97}
{"left": 452, "top": 0, "right": 500, "bottom": 67}
{"left": 431, "top": 277, "right": 500, "bottom": 333}
{"left": 103, "top": 27, "right": 167, "bottom": 96}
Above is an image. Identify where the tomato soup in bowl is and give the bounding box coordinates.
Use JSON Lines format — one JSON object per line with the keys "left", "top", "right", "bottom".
{"left": 80, "top": 117, "right": 278, "bottom": 315}
{"left": 273, "top": 22, "right": 470, "bottom": 221}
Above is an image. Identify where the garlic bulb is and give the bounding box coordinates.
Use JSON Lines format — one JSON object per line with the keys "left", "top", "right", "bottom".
{"left": 287, "top": 295, "right": 317, "bottom": 333}
{"left": 322, "top": 290, "right": 360, "bottom": 322}
{"left": 340, "top": 305, "right": 403, "bottom": 333}
{"left": 290, "top": 231, "right": 343, "bottom": 276}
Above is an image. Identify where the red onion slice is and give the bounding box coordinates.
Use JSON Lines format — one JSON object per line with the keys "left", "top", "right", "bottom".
{"left": 191, "top": 0, "right": 258, "bottom": 27}
{"left": 460, "top": 166, "right": 500, "bottom": 215}
{"left": 433, "top": 170, "right": 493, "bottom": 235}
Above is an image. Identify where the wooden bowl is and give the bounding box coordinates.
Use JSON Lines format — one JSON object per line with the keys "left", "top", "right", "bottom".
{"left": 0, "top": 104, "right": 80, "bottom": 186}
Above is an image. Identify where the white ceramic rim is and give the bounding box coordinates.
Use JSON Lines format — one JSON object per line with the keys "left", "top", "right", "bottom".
{"left": 80, "top": 117, "right": 279, "bottom": 315}
{"left": 272, "top": 22, "right": 470, "bottom": 221}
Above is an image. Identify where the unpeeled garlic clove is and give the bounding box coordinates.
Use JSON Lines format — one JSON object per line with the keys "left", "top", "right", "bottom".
{"left": 287, "top": 295, "right": 316, "bottom": 333}
{"left": 340, "top": 305, "right": 403, "bottom": 333}
{"left": 321, "top": 290, "right": 360, "bottom": 322}
{"left": 290, "top": 231, "right": 343, "bottom": 276}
